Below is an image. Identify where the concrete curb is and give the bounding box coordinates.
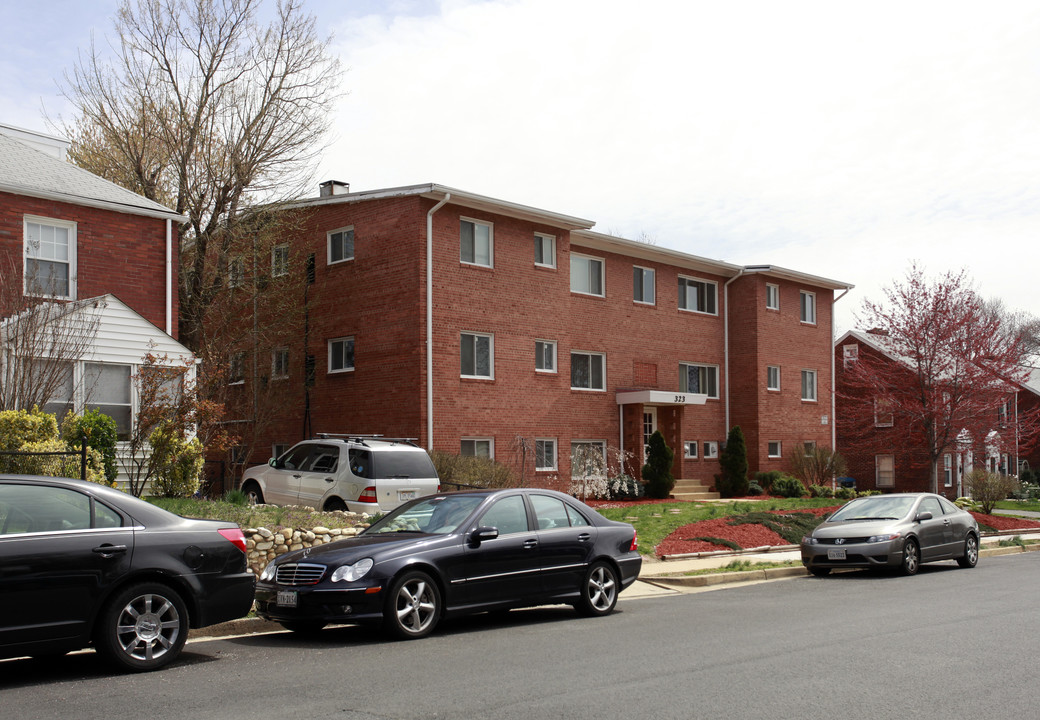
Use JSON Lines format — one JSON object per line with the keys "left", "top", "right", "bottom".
{"left": 642, "top": 543, "right": 1040, "bottom": 588}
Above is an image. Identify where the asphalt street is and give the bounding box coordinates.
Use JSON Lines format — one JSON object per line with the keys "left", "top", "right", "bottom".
{"left": 3, "top": 551, "right": 1038, "bottom": 720}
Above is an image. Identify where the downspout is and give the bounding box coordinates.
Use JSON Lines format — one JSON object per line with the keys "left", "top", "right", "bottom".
{"left": 830, "top": 288, "right": 850, "bottom": 453}
{"left": 723, "top": 270, "right": 745, "bottom": 432}
{"left": 165, "top": 219, "right": 173, "bottom": 336}
{"left": 426, "top": 193, "right": 451, "bottom": 452}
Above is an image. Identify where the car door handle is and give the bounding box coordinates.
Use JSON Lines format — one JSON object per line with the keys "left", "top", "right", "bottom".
{"left": 578, "top": 533, "right": 592, "bottom": 542}
{"left": 523, "top": 539, "right": 538, "bottom": 549}
{"left": 292, "top": 474, "right": 302, "bottom": 479}
{"left": 93, "top": 544, "right": 128, "bottom": 558}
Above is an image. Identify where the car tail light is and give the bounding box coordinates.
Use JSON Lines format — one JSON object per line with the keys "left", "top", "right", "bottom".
{"left": 358, "top": 486, "right": 378, "bottom": 503}
{"left": 629, "top": 529, "right": 638, "bottom": 552}
{"left": 218, "top": 527, "right": 248, "bottom": 553}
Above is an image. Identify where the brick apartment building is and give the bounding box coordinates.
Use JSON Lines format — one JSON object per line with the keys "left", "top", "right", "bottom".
{"left": 834, "top": 329, "right": 1040, "bottom": 495}
{"left": 224, "top": 181, "right": 852, "bottom": 493}
{"left": 0, "top": 122, "right": 191, "bottom": 455}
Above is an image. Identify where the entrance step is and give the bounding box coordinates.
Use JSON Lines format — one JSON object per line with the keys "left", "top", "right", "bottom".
{"left": 671, "top": 478, "right": 720, "bottom": 501}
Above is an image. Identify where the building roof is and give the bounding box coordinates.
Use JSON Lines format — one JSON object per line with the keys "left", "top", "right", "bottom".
{"left": 290, "top": 181, "right": 854, "bottom": 290}
{"left": 0, "top": 124, "right": 185, "bottom": 222}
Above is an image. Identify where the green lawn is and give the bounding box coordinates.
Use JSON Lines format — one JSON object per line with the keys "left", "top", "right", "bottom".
{"left": 993, "top": 500, "right": 1040, "bottom": 513}
{"left": 596, "top": 497, "right": 840, "bottom": 556}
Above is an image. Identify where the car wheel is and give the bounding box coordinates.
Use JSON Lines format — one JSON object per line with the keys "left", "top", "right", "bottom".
{"left": 957, "top": 534, "right": 979, "bottom": 568}
{"left": 324, "top": 498, "right": 347, "bottom": 512}
{"left": 576, "top": 562, "right": 619, "bottom": 617}
{"left": 242, "top": 481, "right": 264, "bottom": 505}
{"left": 900, "top": 538, "right": 920, "bottom": 576}
{"left": 280, "top": 621, "right": 327, "bottom": 634}
{"left": 809, "top": 567, "right": 831, "bottom": 577}
{"left": 94, "top": 583, "right": 189, "bottom": 672}
{"left": 384, "top": 571, "right": 440, "bottom": 639}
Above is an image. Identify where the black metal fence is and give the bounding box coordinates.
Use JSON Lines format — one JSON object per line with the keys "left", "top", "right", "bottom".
{"left": 0, "top": 440, "right": 88, "bottom": 481}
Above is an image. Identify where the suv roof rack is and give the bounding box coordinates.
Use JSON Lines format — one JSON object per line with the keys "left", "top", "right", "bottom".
{"left": 313, "top": 433, "right": 420, "bottom": 447}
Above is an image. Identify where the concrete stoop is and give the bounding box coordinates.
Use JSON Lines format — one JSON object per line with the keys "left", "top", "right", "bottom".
{"left": 670, "top": 478, "right": 720, "bottom": 501}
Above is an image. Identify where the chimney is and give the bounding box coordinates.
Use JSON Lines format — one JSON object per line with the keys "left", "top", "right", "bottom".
{"left": 319, "top": 180, "right": 350, "bottom": 197}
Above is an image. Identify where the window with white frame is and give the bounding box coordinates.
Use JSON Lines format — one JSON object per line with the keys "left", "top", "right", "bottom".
{"left": 874, "top": 397, "right": 894, "bottom": 427}
{"left": 272, "top": 443, "right": 289, "bottom": 461}
{"left": 801, "top": 369, "right": 817, "bottom": 401}
{"left": 229, "top": 352, "right": 246, "bottom": 385}
{"left": 843, "top": 344, "right": 859, "bottom": 369}
{"left": 84, "top": 363, "right": 132, "bottom": 440}
{"left": 800, "top": 291, "right": 816, "bottom": 324}
{"left": 535, "top": 439, "right": 557, "bottom": 471}
{"left": 461, "top": 438, "right": 493, "bottom": 458}
{"left": 328, "top": 226, "right": 355, "bottom": 264}
{"left": 943, "top": 453, "right": 953, "bottom": 487}
{"left": 24, "top": 216, "right": 76, "bottom": 298}
{"left": 680, "top": 363, "right": 719, "bottom": 398}
{"left": 227, "top": 256, "right": 244, "bottom": 288}
{"left": 570, "top": 440, "right": 607, "bottom": 477}
{"left": 678, "top": 276, "right": 718, "bottom": 315}
{"left": 768, "top": 441, "right": 782, "bottom": 458}
{"left": 535, "top": 340, "right": 556, "bottom": 373}
{"left": 633, "top": 266, "right": 655, "bottom": 304}
{"left": 767, "top": 365, "right": 780, "bottom": 391}
{"left": 570, "top": 351, "right": 605, "bottom": 390}
{"left": 703, "top": 441, "right": 719, "bottom": 459}
{"left": 571, "top": 253, "right": 604, "bottom": 296}
{"left": 461, "top": 332, "right": 493, "bottom": 378}
{"left": 876, "top": 454, "right": 895, "bottom": 488}
{"left": 328, "top": 336, "right": 355, "bottom": 373}
{"left": 271, "top": 243, "right": 289, "bottom": 277}
{"left": 271, "top": 347, "right": 289, "bottom": 380}
{"left": 461, "top": 218, "right": 493, "bottom": 267}
{"left": 766, "top": 283, "right": 779, "bottom": 310}
{"left": 684, "top": 441, "right": 698, "bottom": 459}
{"left": 534, "top": 233, "right": 556, "bottom": 268}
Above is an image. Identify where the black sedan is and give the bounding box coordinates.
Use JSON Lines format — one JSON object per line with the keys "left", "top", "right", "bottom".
{"left": 255, "top": 488, "right": 642, "bottom": 638}
{"left": 0, "top": 475, "right": 255, "bottom": 671}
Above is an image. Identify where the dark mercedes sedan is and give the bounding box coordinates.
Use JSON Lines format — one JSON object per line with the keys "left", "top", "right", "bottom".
{"left": 0, "top": 475, "right": 255, "bottom": 671}
{"left": 255, "top": 488, "right": 642, "bottom": 638}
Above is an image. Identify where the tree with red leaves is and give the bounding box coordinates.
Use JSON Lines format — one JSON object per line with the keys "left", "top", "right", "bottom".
{"left": 837, "top": 264, "right": 1039, "bottom": 494}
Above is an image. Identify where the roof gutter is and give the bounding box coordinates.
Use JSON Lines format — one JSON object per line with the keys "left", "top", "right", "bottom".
{"left": 426, "top": 193, "right": 451, "bottom": 451}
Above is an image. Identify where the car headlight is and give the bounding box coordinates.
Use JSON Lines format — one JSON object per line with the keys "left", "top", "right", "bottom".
{"left": 801, "top": 536, "right": 818, "bottom": 545}
{"left": 260, "top": 562, "right": 276, "bottom": 582}
{"left": 867, "top": 533, "right": 901, "bottom": 543}
{"left": 331, "top": 557, "right": 374, "bottom": 583}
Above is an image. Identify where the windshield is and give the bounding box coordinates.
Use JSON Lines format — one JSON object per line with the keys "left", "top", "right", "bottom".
{"left": 828, "top": 495, "right": 917, "bottom": 522}
{"left": 364, "top": 495, "right": 485, "bottom": 535}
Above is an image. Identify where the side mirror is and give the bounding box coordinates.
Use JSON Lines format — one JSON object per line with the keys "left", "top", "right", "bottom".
{"left": 916, "top": 511, "right": 933, "bottom": 522}
{"left": 470, "top": 526, "right": 499, "bottom": 545}
{"left": 269, "top": 457, "right": 283, "bottom": 469}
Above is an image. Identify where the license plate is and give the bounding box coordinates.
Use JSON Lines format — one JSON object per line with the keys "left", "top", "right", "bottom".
{"left": 827, "top": 548, "right": 847, "bottom": 560}
{"left": 398, "top": 490, "right": 417, "bottom": 501}
{"left": 276, "top": 590, "right": 298, "bottom": 607}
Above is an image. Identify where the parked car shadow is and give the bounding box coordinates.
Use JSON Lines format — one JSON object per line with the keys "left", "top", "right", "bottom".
{"left": 815, "top": 561, "right": 963, "bottom": 580}
{"left": 0, "top": 647, "right": 222, "bottom": 687}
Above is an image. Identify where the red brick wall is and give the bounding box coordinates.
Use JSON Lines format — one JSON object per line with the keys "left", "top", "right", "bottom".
{"left": 728, "top": 274, "right": 835, "bottom": 481}
{"left": 0, "top": 191, "right": 175, "bottom": 336}
{"left": 233, "top": 194, "right": 841, "bottom": 493}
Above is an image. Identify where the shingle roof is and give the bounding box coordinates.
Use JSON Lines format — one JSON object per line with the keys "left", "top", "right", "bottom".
{"left": 0, "top": 131, "right": 184, "bottom": 222}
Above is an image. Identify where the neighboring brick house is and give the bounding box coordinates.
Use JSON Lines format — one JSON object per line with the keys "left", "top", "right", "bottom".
{"left": 0, "top": 123, "right": 190, "bottom": 468}
{"left": 834, "top": 329, "right": 1038, "bottom": 496}
{"left": 224, "top": 181, "right": 851, "bottom": 493}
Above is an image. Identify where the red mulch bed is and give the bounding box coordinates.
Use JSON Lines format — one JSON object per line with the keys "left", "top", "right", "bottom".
{"left": 970, "top": 512, "right": 1040, "bottom": 531}
{"left": 656, "top": 518, "right": 791, "bottom": 556}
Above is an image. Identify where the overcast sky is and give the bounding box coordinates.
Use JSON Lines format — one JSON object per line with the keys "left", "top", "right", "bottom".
{"left": 3, "top": 0, "right": 1039, "bottom": 333}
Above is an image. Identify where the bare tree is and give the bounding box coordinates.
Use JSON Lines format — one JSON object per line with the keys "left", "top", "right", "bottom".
{"left": 0, "top": 256, "right": 103, "bottom": 412}
{"left": 58, "top": 0, "right": 342, "bottom": 352}
{"left": 982, "top": 296, "right": 1040, "bottom": 364}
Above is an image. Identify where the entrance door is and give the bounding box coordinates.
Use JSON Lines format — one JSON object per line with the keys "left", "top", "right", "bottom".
{"left": 643, "top": 408, "right": 657, "bottom": 463}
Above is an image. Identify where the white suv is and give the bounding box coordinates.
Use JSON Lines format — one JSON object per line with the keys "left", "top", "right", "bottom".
{"left": 240, "top": 435, "right": 440, "bottom": 514}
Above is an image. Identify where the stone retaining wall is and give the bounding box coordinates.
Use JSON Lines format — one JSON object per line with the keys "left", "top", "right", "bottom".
{"left": 243, "top": 522, "right": 370, "bottom": 577}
